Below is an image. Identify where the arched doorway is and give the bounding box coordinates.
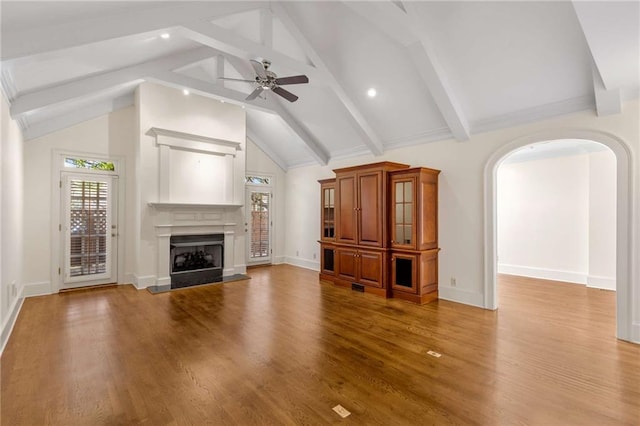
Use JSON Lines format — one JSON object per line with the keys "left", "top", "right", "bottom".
{"left": 484, "top": 130, "right": 633, "bottom": 342}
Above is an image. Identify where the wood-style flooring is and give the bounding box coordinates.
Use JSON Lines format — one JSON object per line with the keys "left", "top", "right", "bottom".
{"left": 2, "top": 266, "right": 639, "bottom": 425}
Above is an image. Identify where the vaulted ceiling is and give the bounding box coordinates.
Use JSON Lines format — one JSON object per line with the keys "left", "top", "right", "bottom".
{"left": 1, "top": 1, "right": 638, "bottom": 170}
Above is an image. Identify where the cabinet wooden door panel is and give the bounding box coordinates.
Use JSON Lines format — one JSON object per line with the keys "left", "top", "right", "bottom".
{"left": 359, "top": 250, "right": 383, "bottom": 287}
{"left": 358, "top": 171, "right": 383, "bottom": 247}
{"left": 336, "top": 175, "right": 357, "bottom": 244}
{"left": 336, "top": 247, "right": 357, "bottom": 281}
{"left": 391, "top": 253, "right": 418, "bottom": 293}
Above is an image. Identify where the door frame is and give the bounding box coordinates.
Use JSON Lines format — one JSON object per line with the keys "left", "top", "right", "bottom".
{"left": 51, "top": 150, "right": 125, "bottom": 293}
{"left": 244, "top": 172, "right": 275, "bottom": 266}
{"left": 483, "top": 130, "right": 636, "bottom": 343}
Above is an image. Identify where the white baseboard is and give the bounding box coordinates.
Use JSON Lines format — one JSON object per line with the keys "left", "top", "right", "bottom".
{"left": 587, "top": 275, "right": 616, "bottom": 290}
{"left": 23, "top": 281, "right": 52, "bottom": 297}
{"left": 1, "top": 292, "right": 24, "bottom": 356}
{"left": 133, "top": 275, "right": 156, "bottom": 289}
{"left": 123, "top": 273, "right": 136, "bottom": 285}
{"left": 273, "top": 255, "right": 285, "bottom": 265}
{"left": 498, "top": 263, "right": 587, "bottom": 285}
{"left": 233, "top": 265, "right": 247, "bottom": 275}
{"left": 438, "top": 285, "right": 484, "bottom": 308}
{"left": 284, "top": 256, "right": 319, "bottom": 271}
{"left": 632, "top": 322, "right": 640, "bottom": 344}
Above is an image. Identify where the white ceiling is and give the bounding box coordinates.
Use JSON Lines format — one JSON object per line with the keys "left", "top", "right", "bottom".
{"left": 2, "top": 1, "right": 638, "bottom": 170}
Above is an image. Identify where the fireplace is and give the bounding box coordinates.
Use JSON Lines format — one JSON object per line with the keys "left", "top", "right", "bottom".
{"left": 170, "top": 234, "right": 224, "bottom": 288}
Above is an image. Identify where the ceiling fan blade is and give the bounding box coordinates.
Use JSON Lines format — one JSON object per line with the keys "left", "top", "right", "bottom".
{"left": 250, "top": 59, "right": 267, "bottom": 79}
{"left": 245, "top": 87, "right": 264, "bottom": 101}
{"left": 273, "top": 86, "right": 299, "bottom": 102}
{"left": 274, "top": 75, "right": 309, "bottom": 85}
{"left": 218, "top": 77, "right": 255, "bottom": 83}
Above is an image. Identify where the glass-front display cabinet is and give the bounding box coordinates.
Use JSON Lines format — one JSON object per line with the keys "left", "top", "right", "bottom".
{"left": 391, "top": 178, "right": 415, "bottom": 248}
{"left": 320, "top": 179, "right": 336, "bottom": 241}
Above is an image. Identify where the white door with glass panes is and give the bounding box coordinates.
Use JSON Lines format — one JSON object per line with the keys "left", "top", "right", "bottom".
{"left": 245, "top": 175, "right": 272, "bottom": 266}
{"left": 61, "top": 172, "right": 118, "bottom": 287}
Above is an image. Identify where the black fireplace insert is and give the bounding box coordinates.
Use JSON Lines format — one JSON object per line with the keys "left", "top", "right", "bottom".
{"left": 170, "top": 234, "right": 224, "bottom": 288}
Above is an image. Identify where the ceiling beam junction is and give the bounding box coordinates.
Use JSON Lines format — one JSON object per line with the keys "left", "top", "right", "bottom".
{"left": 10, "top": 47, "right": 216, "bottom": 119}
{"left": 382, "top": 2, "right": 471, "bottom": 142}
{"left": 1, "top": 2, "right": 264, "bottom": 63}
{"left": 179, "top": 20, "right": 325, "bottom": 82}
{"left": 271, "top": 2, "right": 384, "bottom": 156}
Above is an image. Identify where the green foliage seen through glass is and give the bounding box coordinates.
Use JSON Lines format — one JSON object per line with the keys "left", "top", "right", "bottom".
{"left": 65, "top": 158, "right": 115, "bottom": 171}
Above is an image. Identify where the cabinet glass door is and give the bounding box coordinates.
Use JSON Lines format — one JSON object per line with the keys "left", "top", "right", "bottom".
{"left": 394, "top": 180, "right": 413, "bottom": 246}
{"left": 323, "top": 187, "right": 335, "bottom": 239}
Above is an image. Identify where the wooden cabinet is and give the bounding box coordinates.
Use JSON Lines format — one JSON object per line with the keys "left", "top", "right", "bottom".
{"left": 335, "top": 162, "right": 408, "bottom": 247}
{"left": 390, "top": 249, "right": 439, "bottom": 304}
{"left": 319, "top": 243, "right": 336, "bottom": 280}
{"left": 390, "top": 168, "right": 439, "bottom": 250}
{"left": 336, "top": 246, "right": 385, "bottom": 289}
{"left": 319, "top": 161, "right": 439, "bottom": 303}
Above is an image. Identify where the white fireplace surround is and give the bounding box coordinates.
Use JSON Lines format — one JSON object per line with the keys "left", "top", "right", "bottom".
{"left": 153, "top": 209, "right": 239, "bottom": 286}
{"left": 145, "top": 126, "right": 245, "bottom": 286}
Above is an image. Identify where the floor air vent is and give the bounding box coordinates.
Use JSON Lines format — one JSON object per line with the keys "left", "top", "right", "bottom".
{"left": 351, "top": 283, "right": 364, "bottom": 292}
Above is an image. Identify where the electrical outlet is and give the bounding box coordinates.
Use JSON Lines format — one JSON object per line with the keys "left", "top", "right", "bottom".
{"left": 313, "top": 253, "right": 317, "bottom": 259}
{"left": 450, "top": 277, "right": 457, "bottom": 287}
{"left": 296, "top": 250, "right": 299, "bottom": 257}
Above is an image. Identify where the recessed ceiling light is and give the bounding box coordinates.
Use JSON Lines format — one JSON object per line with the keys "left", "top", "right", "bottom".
{"left": 183, "top": 89, "right": 190, "bottom": 95}
{"left": 220, "top": 100, "right": 225, "bottom": 103}
{"left": 367, "top": 88, "right": 377, "bottom": 98}
{"left": 161, "top": 33, "right": 170, "bottom": 39}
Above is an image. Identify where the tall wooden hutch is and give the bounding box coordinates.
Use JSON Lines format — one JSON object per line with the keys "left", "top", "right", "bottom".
{"left": 319, "top": 161, "right": 440, "bottom": 304}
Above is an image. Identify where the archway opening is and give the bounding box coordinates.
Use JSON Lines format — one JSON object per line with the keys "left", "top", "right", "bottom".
{"left": 484, "top": 131, "right": 633, "bottom": 342}
{"left": 495, "top": 140, "right": 616, "bottom": 333}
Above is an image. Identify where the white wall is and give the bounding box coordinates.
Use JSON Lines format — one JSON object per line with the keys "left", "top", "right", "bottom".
{"left": 135, "top": 83, "right": 246, "bottom": 284}
{"left": 246, "top": 139, "right": 287, "bottom": 264}
{"left": 22, "top": 106, "right": 136, "bottom": 293}
{"left": 1, "top": 94, "right": 24, "bottom": 351}
{"left": 497, "top": 154, "right": 590, "bottom": 283}
{"left": 284, "top": 100, "right": 639, "bottom": 312}
{"left": 497, "top": 150, "right": 616, "bottom": 289}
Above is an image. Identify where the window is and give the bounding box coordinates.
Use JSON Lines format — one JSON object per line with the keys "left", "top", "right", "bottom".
{"left": 65, "top": 157, "right": 115, "bottom": 171}
{"left": 245, "top": 175, "right": 270, "bottom": 185}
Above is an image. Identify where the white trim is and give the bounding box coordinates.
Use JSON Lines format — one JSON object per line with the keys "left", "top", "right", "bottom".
{"left": 51, "top": 150, "right": 125, "bottom": 293}
{"left": 484, "top": 129, "right": 636, "bottom": 343}
{"left": 133, "top": 274, "right": 157, "bottom": 289}
{"left": 146, "top": 127, "right": 242, "bottom": 156}
{"left": 438, "top": 286, "right": 484, "bottom": 308}
{"left": 273, "top": 255, "right": 285, "bottom": 264}
{"left": 0, "top": 293, "right": 24, "bottom": 356}
{"left": 498, "top": 264, "right": 587, "bottom": 285}
{"left": 22, "top": 281, "right": 52, "bottom": 297}
{"left": 284, "top": 256, "right": 319, "bottom": 271}
{"left": 245, "top": 172, "right": 275, "bottom": 267}
{"left": 587, "top": 275, "right": 617, "bottom": 291}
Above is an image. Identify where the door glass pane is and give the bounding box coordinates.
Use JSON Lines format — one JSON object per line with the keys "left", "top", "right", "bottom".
{"left": 395, "top": 182, "right": 404, "bottom": 203}
{"left": 396, "top": 225, "right": 404, "bottom": 243}
{"left": 250, "top": 192, "right": 270, "bottom": 259}
{"left": 404, "top": 181, "right": 413, "bottom": 200}
{"left": 404, "top": 206, "right": 412, "bottom": 223}
{"left": 69, "top": 179, "right": 108, "bottom": 277}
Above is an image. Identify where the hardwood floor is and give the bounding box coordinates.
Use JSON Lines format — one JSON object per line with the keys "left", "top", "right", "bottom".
{"left": 2, "top": 267, "right": 639, "bottom": 425}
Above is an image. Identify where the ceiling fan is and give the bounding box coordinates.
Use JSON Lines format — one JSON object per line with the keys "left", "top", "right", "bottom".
{"left": 218, "top": 59, "right": 309, "bottom": 102}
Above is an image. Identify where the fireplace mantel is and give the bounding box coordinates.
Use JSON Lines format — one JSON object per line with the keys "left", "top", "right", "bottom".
{"left": 148, "top": 202, "right": 242, "bottom": 209}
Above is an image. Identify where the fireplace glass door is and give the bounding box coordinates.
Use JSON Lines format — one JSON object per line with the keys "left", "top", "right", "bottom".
{"left": 62, "top": 173, "right": 117, "bottom": 286}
